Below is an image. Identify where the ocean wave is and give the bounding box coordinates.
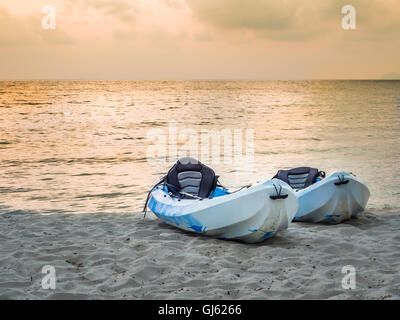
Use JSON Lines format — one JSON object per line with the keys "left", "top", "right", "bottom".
{"left": 75, "top": 192, "right": 136, "bottom": 199}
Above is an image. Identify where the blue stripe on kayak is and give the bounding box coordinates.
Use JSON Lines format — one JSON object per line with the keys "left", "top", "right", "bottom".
{"left": 148, "top": 194, "right": 205, "bottom": 233}
{"left": 248, "top": 228, "right": 274, "bottom": 240}
{"left": 189, "top": 225, "right": 203, "bottom": 232}
{"left": 323, "top": 214, "right": 342, "bottom": 223}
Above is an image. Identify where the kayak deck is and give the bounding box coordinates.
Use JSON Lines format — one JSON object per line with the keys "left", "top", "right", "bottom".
{"left": 148, "top": 179, "right": 298, "bottom": 243}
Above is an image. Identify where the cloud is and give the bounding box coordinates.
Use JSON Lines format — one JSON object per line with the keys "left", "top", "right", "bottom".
{"left": 0, "top": 5, "right": 76, "bottom": 48}
{"left": 0, "top": 6, "right": 35, "bottom": 47}
{"left": 185, "top": 0, "right": 400, "bottom": 41}
{"left": 185, "top": 0, "right": 336, "bottom": 40}
{"left": 81, "top": 0, "right": 137, "bottom": 24}
{"left": 162, "top": 0, "right": 186, "bottom": 10}
{"left": 1, "top": 0, "right": 399, "bottom": 79}
{"left": 186, "top": 0, "right": 295, "bottom": 30}
{"left": 29, "top": 14, "right": 77, "bottom": 46}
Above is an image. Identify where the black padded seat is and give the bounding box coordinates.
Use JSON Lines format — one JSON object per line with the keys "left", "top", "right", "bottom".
{"left": 273, "top": 167, "right": 320, "bottom": 190}
{"left": 166, "top": 157, "right": 217, "bottom": 198}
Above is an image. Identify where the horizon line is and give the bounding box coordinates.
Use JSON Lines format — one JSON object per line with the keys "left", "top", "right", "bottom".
{"left": 1, "top": 78, "right": 399, "bottom": 81}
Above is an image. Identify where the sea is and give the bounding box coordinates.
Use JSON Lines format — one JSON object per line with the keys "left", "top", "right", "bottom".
{"left": 0, "top": 80, "right": 399, "bottom": 214}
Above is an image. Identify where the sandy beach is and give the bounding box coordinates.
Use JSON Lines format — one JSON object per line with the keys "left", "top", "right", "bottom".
{"left": 0, "top": 210, "right": 398, "bottom": 300}
{"left": 1, "top": 0, "right": 400, "bottom": 304}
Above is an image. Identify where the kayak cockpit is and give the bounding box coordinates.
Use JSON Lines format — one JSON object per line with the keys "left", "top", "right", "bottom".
{"left": 161, "top": 185, "right": 230, "bottom": 199}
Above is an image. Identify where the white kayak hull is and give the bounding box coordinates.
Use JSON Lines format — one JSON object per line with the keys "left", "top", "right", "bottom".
{"left": 295, "top": 172, "right": 370, "bottom": 224}
{"left": 148, "top": 179, "right": 298, "bottom": 243}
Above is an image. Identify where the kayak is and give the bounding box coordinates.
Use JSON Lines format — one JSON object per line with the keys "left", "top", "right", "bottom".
{"left": 272, "top": 167, "right": 370, "bottom": 223}
{"left": 294, "top": 172, "right": 370, "bottom": 223}
{"left": 146, "top": 178, "right": 298, "bottom": 243}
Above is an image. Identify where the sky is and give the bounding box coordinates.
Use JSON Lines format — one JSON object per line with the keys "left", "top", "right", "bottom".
{"left": 0, "top": 0, "right": 399, "bottom": 80}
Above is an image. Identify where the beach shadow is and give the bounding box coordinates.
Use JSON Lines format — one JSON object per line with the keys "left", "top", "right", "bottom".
{"left": 288, "top": 211, "right": 384, "bottom": 231}
{"left": 254, "top": 234, "right": 297, "bottom": 248}
{"left": 146, "top": 218, "right": 299, "bottom": 247}
{"left": 140, "top": 211, "right": 389, "bottom": 247}
{"left": 141, "top": 217, "right": 205, "bottom": 240}
{"left": 342, "top": 211, "right": 384, "bottom": 230}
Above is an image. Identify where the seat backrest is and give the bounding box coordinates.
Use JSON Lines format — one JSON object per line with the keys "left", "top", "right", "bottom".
{"left": 273, "top": 167, "right": 319, "bottom": 190}
{"left": 166, "top": 157, "right": 217, "bottom": 198}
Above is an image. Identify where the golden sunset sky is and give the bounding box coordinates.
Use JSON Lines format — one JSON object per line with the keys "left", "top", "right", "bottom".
{"left": 1, "top": 0, "right": 399, "bottom": 79}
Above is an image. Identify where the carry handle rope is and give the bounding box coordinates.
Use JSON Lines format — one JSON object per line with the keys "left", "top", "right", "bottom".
{"left": 270, "top": 183, "right": 288, "bottom": 200}
{"left": 143, "top": 179, "right": 207, "bottom": 218}
{"left": 334, "top": 174, "right": 349, "bottom": 186}
{"left": 142, "top": 175, "right": 167, "bottom": 218}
